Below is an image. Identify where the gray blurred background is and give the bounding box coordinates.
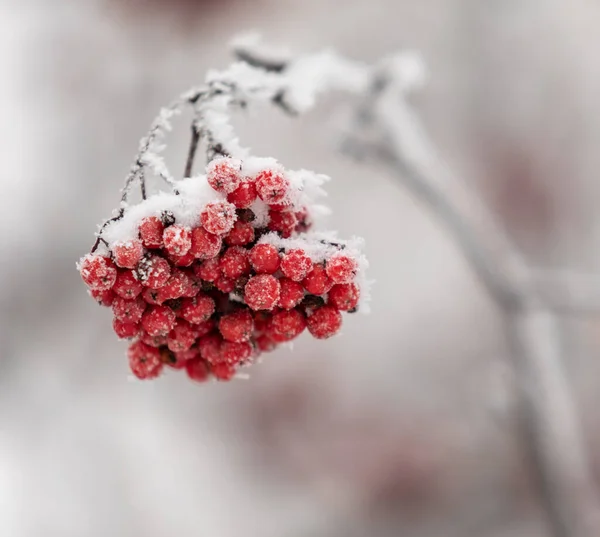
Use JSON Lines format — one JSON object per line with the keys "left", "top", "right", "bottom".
{"left": 2, "top": 0, "right": 600, "bottom": 536}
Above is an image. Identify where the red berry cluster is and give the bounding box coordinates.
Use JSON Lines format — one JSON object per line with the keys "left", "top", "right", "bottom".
{"left": 80, "top": 157, "right": 363, "bottom": 383}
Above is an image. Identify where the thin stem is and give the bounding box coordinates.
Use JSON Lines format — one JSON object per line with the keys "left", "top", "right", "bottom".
{"left": 184, "top": 125, "right": 200, "bottom": 178}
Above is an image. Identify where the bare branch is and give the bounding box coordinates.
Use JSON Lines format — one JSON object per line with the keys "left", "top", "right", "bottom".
{"left": 345, "top": 74, "right": 600, "bottom": 537}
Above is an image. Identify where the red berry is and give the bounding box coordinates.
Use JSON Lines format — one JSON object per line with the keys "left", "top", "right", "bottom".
{"left": 113, "top": 239, "right": 144, "bottom": 269}
{"left": 194, "top": 257, "right": 221, "bottom": 282}
{"left": 174, "top": 348, "right": 199, "bottom": 362}
{"left": 163, "top": 225, "right": 192, "bottom": 257}
{"left": 112, "top": 296, "right": 146, "bottom": 323}
{"left": 112, "top": 318, "right": 140, "bottom": 339}
{"left": 198, "top": 333, "right": 223, "bottom": 365}
{"left": 215, "top": 276, "right": 236, "bottom": 293}
{"left": 222, "top": 341, "right": 252, "bottom": 365}
{"left": 190, "top": 227, "right": 222, "bottom": 259}
{"left": 278, "top": 278, "right": 305, "bottom": 309}
{"left": 270, "top": 309, "right": 306, "bottom": 341}
{"left": 140, "top": 332, "right": 168, "bottom": 347}
{"left": 328, "top": 283, "right": 360, "bottom": 311}
{"left": 268, "top": 209, "right": 296, "bottom": 238}
{"left": 139, "top": 216, "right": 164, "bottom": 249}
{"left": 169, "top": 250, "right": 196, "bottom": 267}
{"left": 80, "top": 255, "right": 117, "bottom": 291}
{"left": 180, "top": 295, "right": 215, "bottom": 324}
{"left": 128, "top": 341, "right": 163, "bottom": 380}
{"left": 112, "top": 270, "right": 143, "bottom": 299}
{"left": 167, "top": 320, "right": 198, "bottom": 352}
{"left": 157, "top": 269, "right": 197, "bottom": 302}
{"left": 253, "top": 311, "right": 272, "bottom": 333}
{"left": 136, "top": 255, "right": 171, "bottom": 289}
{"left": 201, "top": 200, "right": 237, "bottom": 235}
{"left": 268, "top": 200, "right": 292, "bottom": 211}
{"left": 307, "top": 306, "right": 342, "bottom": 339}
{"left": 219, "top": 246, "right": 251, "bottom": 279}
{"left": 219, "top": 309, "right": 253, "bottom": 342}
{"left": 225, "top": 221, "right": 255, "bottom": 246}
{"left": 244, "top": 274, "right": 281, "bottom": 310}
{"left": 249, "top": 243, "right": 280, "bottom": 274}
{"left": 212, "top": 362, "right": 236, "bottom": 381}
{"left": 195, "top": 319, "right": 216, "bottom": 338}
{"left": 302, "top": 264, "right": 333, "bottom": 295}
{"left": 227, "top": 181, "right": 257, "bottom": 209}
{"left": 206, "top": 157, "right": 242, "bottom": 193}
{"left": 89, "top": 288, "right": 115, "bottom": 307}
{"left": 256, "top": 334, "right": 277, "bottom": 352}
{"left": 255, "top": 169, "right": 289, "bottom": 204}
{"left": 325, "top": 254, "right": 358, "bottom": 284}
{"left": 141, "top": 305, "right": 177, "bottom": 337}
{"left": 185, "top": 359, "right": 210, "bottom": 382}
{"left": 294, "top": 207, "right": 312, "bottom": 233}
{"left": 281, "top": 249, "right": 312, "bottom": 281}
{"left": 142, "top": 288, "right": 163, "bottom": 305}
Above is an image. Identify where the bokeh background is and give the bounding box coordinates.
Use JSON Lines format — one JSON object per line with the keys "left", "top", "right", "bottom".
{"left": 2, "top": 0, "right": 600, "bottom": 536}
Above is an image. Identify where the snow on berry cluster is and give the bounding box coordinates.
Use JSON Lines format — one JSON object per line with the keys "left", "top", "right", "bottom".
{"left": 79, "top": 157, "right": 368, "bottom": 383}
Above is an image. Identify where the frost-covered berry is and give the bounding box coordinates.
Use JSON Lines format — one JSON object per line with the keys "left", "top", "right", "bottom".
{"left": 207, "top": 157, "right": 242, "bottom": 193}
{"left": 227, "top": 181, "right": 257, "bottom": 209}
{"left": 157, "top": 269, "right": 197, "bottom": 302}
{"left": 198, "top": 333, "right": 223, "bottom": 365}
{"left": 222, "top": 341, "right": 252, "bottom": 365}
{"left": 112, "top": 296, "right": 146, "bottom": 323}
{"left": 201, "top": 200, "right": 237, "bottom": 235}
{"left": 225, "top": 221, "right": 255, "bottom": 246}
{"left": 180, "top": 295, "right": 215, "bottom": 324}
{"left": 268, "top": 210, "right": 297, "bottom": 238}
{"left": 163, "top": 225, "right": 192, "bottom": 257}
{"left": 167, "top": 320, "right": 198, "bottom": 352}
{"left": 190, "top": 227, "right": 222, "bottom": 259}
{"left": 302, "top": 264, "right": 333, "bottom": 295}
{"left": 249, "top": 243, "right": 280, "bottom": 274}
{"left": 256, "top": 334, "right": 277, "bottom": 352}
{"left": 253, "top": 311, "right": 272, "bottom": 333}
{"left": 307, "top": 306, "right": 342, "bottom": 339}
{"left": 140, "top": 331, "right": 168, "bottom": 348}
{"left": 113, "top": 239, "right": 144, "bottom": 269}
{"left": 169, "top": 250, "right": 196, "bottom": 267}
{"left": 90, "top": 288, "right": 115, "bottom": 307}
{"left": 281, "top": 249, "right": 312, "bottom": 281}
{"left": 244, "top": 274, "right": 281, "bottom": 311}
{"left": 128, "top": 341, "right": 163, "bottom": 380}
{"left": 185, "top": 358, "right": 210, "bottom": 382}
{"left": 278, "top": 278, "right": 305, "bottom": 309}
{"left": 80, "top": 255, "right": 117, "bottom": 291}
{"left": 136, "top": 255, "right": 171, "bottom": 289}
{"left": 328, "top": 283, "right": 360, "bottom": 311}
{"left": 141, "top": 305, "right": 177, "bottom": 337}
{"left": 219, "top": 246, "right": 251, "bottom": 279}
{"left": 142, "top": 288, "right": 163, "bottom": 305}
{"left": 173, "top": 348, "right": 199, "bottom": 362}
{"left": 194, "top": 257, "right": 221, "bottom": 282}
{"left": 326, "top": 254, "right": 358, "bottom": 284}
{"left": 215, "top": 275, "right": 236, "bottom": 293}
{"left": 195, "top": 319, "right": 216, "bottom": 338}
{"left": 113, "top": 318, "right": 140, "bottom": 339}
{"left": 255, "top": 169, "right": 289, "bottom": 204}
{"left": 139, "top": 216, "right": 164, "bottom": 249}
{"left": 269, "top": 309, "right": 306, "bottom": 341}
{"left": 219, "top": 309, "right": 253, "bottom": 342}
{"left": 112, "top": 270, "right": 143, "bottom": 299}
{"left": 294, "top": 207, "right": 312, "bottom": 233}
{"left": 212, "top": 362, "right": 236, "bottom": 381}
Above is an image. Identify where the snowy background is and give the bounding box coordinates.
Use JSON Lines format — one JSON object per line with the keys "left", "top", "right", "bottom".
{"left": 2, "top": 0, "right": 600, "bottom": 536}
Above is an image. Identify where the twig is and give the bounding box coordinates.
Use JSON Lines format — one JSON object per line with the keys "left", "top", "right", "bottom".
{"left": 184, "top": 125, "right": 200, "bottom": 178}
{"left": 345, "top": 75, "right": 600, "bottom": 537}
